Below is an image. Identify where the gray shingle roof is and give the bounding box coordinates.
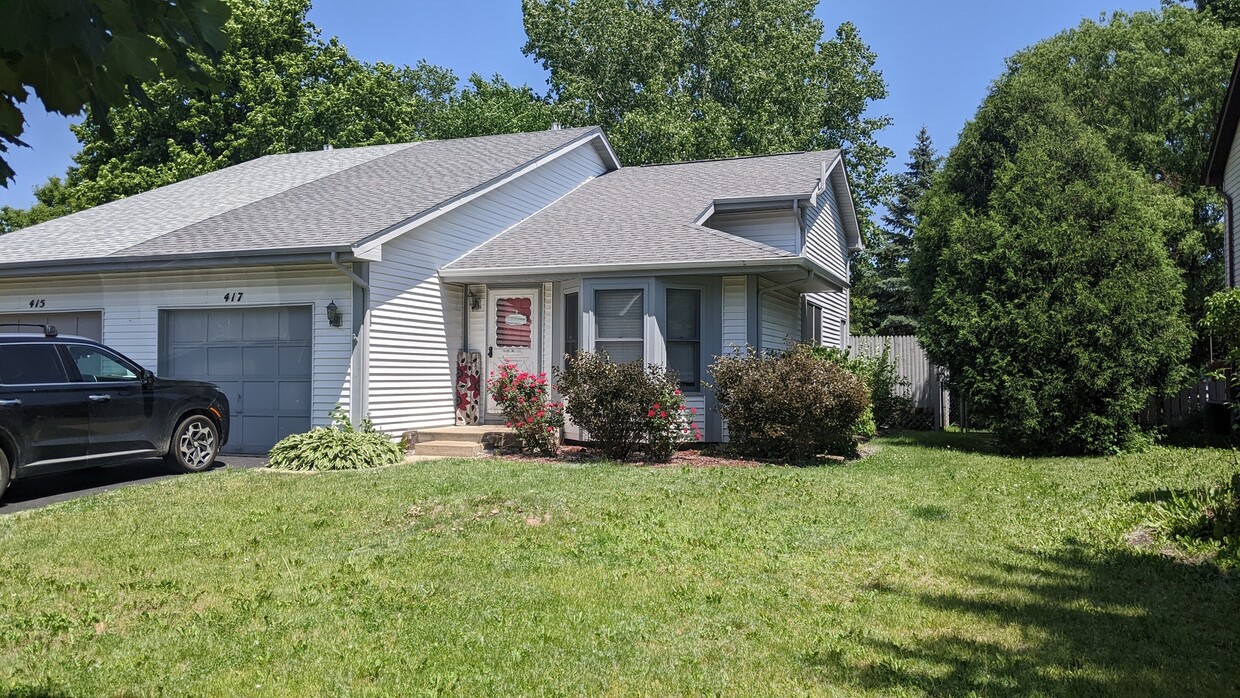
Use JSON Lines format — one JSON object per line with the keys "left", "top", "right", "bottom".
{"left": 444, "top": 150, "right": 839, "bottom": 272}
{"left": 0, "top": 127, "right": 601, "bottom": 265}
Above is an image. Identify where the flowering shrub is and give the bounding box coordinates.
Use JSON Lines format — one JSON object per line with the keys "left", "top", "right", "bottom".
{"left": 710, "top": 344, "right": 870, "bottom": 463}
{"left": 643, "top": 384, "right": 701, "bottom": 462}
{"left": 557, "top": 351, "right": 698, "bottom": 461}
{"left": 488, "top": 361, "right": 564, "bottom": 456}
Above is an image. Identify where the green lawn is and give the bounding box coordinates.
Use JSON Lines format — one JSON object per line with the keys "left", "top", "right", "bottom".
{"left": 1, "top": 433, "right": 1237, "bottom": 696}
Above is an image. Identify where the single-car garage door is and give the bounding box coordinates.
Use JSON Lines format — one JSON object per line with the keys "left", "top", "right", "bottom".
{"left": 0, "top": 311, "right": 102, "bottom": 341}
{"left": 161, "top": 306, "right": 312, "bottom": 454}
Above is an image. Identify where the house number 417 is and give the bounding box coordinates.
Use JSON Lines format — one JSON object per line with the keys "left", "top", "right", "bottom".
{"left": 223, "top": 292, "right": 245, "bottom": 303}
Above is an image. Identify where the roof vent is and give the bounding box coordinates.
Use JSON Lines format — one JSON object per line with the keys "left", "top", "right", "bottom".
{"left": 322, "top": 144, "right": 333, "bottom": 151}
{"left": 549, "top": 123, "right": 562, "bottom": 131}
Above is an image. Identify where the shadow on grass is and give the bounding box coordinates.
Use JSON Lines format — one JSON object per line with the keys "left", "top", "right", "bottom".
{"left": 879, "top": 430, "right": 1006, "bottom": 456}
{"left": 807, "top": 544, "right": 1240, "bottom": 695}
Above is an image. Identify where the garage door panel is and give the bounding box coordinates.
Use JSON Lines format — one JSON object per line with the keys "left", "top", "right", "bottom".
{"left": 161, "top": 306, "right": 312, "bottom": 454}
{"left": 207, "top": 346, "right": 241, "bottom": 375}
{"left": 169, "top": 312, "right": 206, "bottom": 343}
{"left": 208, "top": 312, "right": 242, "bottom": 341}
{"left": 243, "top": 309, "right": 282, "bottom": 341}
{"left": 167, "top": 347, "right": 208, "bottom": 375}
{"left": 278, "top": 416, "right": 311, "bottom": 439}
{"left": 243, "top": 346, "right": 277, "bottom": 374}
{"left": 0, "top": 311, "right": 103, "bottom": 341}
{"left": 279, "top": 346, "right": 311, "bottom": 376}
{"left": 279, "top": 381, "right": 311, "bottom": 412}
{"left": 243, "top": 381, "right": 277, "bottom": 411}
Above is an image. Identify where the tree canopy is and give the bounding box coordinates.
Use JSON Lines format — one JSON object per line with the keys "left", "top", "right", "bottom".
{"left": 522, "top": 0, "right": 892, "bottom": 236}
{"left": 0, "top": 0, "right": 233, "bottom": 186}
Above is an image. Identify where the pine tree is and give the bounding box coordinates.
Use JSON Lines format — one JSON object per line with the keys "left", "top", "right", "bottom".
{"left": 856, "top": 127, "right": 939, "bottom": 335}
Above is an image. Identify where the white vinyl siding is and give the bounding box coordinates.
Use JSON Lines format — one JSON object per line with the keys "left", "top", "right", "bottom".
{"left": 706, "top": 210, "right": 799, "bottom": 253}
{"left": 367, "top": 141, "right": 608, "bottom": 433}
{"left": 759, "top": 281, "right": 801, "bottom": 352}
{"left": 721, "top": 275, "right": 748, "bottom": 355}
{"left": 1225, "top": 128, "right": 1240, "bottom": 287}
{"left": 0, "top": 265, "right": 352, "bottom": 429}
{"left": 803, "top": 179, "right": 851, "bottom": 347}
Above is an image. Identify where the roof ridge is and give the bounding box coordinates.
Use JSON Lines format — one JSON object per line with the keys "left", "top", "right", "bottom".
{"left": 637, "top": 149, "right": 836, "bottom": 168}
{"left": 111, "top": 142, "right": 421, "bottom": 257}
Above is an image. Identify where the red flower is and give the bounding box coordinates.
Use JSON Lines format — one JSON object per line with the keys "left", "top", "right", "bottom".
{"left": 653, "top": 403, "right": 661, "bottom": 409}
{"left": 690, "top": 408, "right": 697, "bottom": 415}
{"left": 660, "top": 411, "right": 667, "bottom": 418}
{"left": 647, "top": 409, "right": 656, "bottom": 417}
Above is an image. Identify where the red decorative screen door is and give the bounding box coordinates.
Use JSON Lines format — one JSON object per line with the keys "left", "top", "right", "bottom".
{"left": 486, "top": 289, "right": 540, "bottom": 415}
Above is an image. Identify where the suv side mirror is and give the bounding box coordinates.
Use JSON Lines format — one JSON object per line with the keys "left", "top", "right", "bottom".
{"left": 141, "top": 369, "right": 155, "bottom": 387}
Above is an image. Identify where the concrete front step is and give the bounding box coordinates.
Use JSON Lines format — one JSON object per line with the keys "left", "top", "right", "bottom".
{"left": 411, "top": 440, "right": 487, "bottom": 457}
{"left": 412, "top": 425, "right": 515, "bottom": 445}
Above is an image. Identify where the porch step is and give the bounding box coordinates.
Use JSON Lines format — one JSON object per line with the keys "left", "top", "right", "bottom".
{"left": 406, "top": 425, "right": 517, "bottom": 458}
{"left": 412, "top": 441, "right": 487, "bottom": 457}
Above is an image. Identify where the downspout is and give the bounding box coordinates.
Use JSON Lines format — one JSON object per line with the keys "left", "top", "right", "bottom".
{"left": 332, "top": 252, "right": 370, "bottom": 428}
{"left": 755, "top": 270, "right": 813, "bottom": 353}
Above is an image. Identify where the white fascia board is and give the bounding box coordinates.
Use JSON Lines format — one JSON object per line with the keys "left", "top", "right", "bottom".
{"left": 823, "top": 154, "right": 864, "bottom": 252}
{"left": 351, "top": 129, "right": 616, "bottom": 258}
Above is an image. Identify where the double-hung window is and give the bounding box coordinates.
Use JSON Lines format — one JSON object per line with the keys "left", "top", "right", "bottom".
{"left": 594, "top": 289, "right": 644, "bottom": 364}
{"left": 666, "top": 288, "right": 701, "bottom": 390}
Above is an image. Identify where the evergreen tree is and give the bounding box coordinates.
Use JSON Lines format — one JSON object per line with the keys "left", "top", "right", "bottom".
{"left": 852, "top": 127, "right": 939, "bottom": 336}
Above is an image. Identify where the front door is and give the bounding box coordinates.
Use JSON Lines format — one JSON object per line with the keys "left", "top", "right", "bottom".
{"left": 486, "top": 289, "right": 540, "bottom": 415}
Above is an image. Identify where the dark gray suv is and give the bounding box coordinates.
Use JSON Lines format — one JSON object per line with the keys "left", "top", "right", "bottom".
{"left": 0, "top": 325, "right": 230, "bottom": 500}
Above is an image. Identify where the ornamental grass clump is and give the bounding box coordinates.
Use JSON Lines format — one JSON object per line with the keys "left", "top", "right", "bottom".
{"left": 268, "top": 407, "right": 403, "bottom": 471}
{"left": 488, "top": 360, "right": 564, "bottom": 456}
{"left": 711, "top": 344, "right": 870, "bottom": 463}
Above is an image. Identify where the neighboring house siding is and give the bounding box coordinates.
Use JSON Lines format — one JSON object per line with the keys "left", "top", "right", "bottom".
{"left": 367, "top": 142, "right": 607, "bottom": 433}
{"left": 0, "top": 265, "right": 352, "bottom": 428}
{"left": 721, "top": 275, "right": 748, "bottom": 354}
{"left": 1225, "top": 130, "right": 1240, "bottom": 287}
{"left": 760, "top": 281, "right": 801, "bottom": 352}
{"left": 706, "top": 211, "right": 799, "bottom": 253}
{"left": 803, "top": 179, "right": 850, "bottom": 347}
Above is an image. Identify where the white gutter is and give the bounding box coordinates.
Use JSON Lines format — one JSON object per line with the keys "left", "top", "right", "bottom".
{"left": 331, "top": 251, "right": 369, "bottom": 289}
{"left": 332, "top": 251, "right": 370, "bottom": 428}
{"left": 440, "top": 256, "right": 849, "bottom": 290}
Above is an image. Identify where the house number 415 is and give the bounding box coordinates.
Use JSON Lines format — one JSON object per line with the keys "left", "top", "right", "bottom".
{"left": 28, "top": 299, "right": 45, "bottom": 308}
{"left": 223, "top": 292, "right": 245, "bottom": 303}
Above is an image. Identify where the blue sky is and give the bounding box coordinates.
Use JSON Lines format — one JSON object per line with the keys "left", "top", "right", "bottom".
{"left": 1, "top": 0, "right": 1166, "bottom": 209}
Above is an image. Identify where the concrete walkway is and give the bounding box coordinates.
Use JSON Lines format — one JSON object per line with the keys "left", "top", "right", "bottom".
{"left": 0, "top": 455, "right": 267, "bottom": 515}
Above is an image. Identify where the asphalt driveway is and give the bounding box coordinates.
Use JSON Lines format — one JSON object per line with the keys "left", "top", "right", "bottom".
{"left": 0, "top": 455, "right": 267, "bottom": 514}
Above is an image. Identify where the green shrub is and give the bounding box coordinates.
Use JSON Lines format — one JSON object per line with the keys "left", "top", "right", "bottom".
{"left": 710, "top": 344, "right": 870, "bottom": 463}
{"left": 555, "top": 352, "right": 696, "bottom": 461}
{"left": 1150, "top": 474, "right": 1240, "bottom": 568}
{"left": 268, "top": 407, "right": 403, "bottom": 471}
{"left": 488, "top": 360, "right": 565, "bottom": 456}
{"left": 812, "top": 345, "right": 910, "bottom": 431}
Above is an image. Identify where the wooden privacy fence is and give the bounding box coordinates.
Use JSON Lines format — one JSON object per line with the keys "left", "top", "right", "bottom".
{"left": 1139, "top": 376, "right": 1229, "bottom": 428}
{"left": 847, "top": 335, "right": 948, "bottom": 430}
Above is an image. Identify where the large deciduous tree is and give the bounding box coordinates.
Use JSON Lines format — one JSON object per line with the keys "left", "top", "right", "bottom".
{"left": 522, "top": 0, "right": 892, "bottom": 236}
{"left": 912, "top": 74, "right": 1193, "bottom": 454}
{"left": 0, "top": 0, "right": 232, "bottom": 186}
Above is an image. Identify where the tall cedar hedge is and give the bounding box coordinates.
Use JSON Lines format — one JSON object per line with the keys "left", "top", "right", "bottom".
{"left": 910, "top": 76, "right": 1192, "bottom": 454}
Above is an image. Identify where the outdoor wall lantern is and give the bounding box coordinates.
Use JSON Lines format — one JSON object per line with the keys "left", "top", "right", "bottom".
{"left": 468, "top": 289, "right": 482, "bottom": 311}
{"left": 326, "top": 300, "right": 343, "bottom": 328}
